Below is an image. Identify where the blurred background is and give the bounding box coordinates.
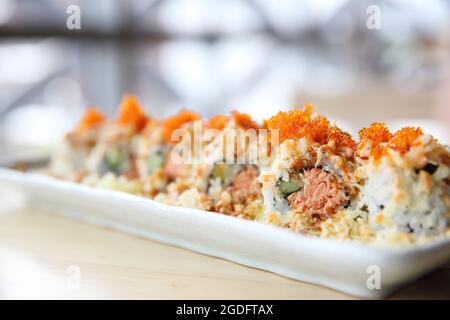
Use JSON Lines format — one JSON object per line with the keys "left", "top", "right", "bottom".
{"left": 0, "top": 0, "right": 449, "bottom": 162}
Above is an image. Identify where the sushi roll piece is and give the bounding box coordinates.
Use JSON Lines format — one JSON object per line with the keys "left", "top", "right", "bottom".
{"left": 259, "top": 105, "right": 359, "bottom": 235}
{"left": 204, "top": 112, "right": 264, "bottom": 219}
{"left": 161, "top": 109, "right": 202, "bottom": 184}
{"left": 82, "top": 95, "right": 149, "bottom": 194}
{"left": 49, "top": 107, "right": 106, "bottom": 182}
{"left": 153, "top": 109, "right": 213, "bottom": 209}
{"left": 135, "top": 118, "right": 168, "bottom": 197}
{"left": 355, "top": 123, "right": 450, "bottom": 242}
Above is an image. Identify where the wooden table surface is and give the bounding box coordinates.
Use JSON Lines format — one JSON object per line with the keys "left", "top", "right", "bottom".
{"left": 0, "top": 206, "right": 449, "bottom": 299}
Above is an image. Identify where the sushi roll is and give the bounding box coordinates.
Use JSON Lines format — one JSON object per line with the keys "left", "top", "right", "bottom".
{"left": 259, "top": 105, "right": 358, "bottom": 235}
{"left": 135, "top": 118, "right": 168, "bottom": 197}
{"left": 49, "top": 107, "right": 106, "bottom": 182}
{"left": 82, "top": 95, "right": 148, "bottom": 193}
{"left": 355, "top": 123, "right": 450, "bottom": 242}
{"left": 203, "top": 112, "right": 264, "bottom": 219}
{"left": 153, "top": 109, "right": 213, "bottom": 209}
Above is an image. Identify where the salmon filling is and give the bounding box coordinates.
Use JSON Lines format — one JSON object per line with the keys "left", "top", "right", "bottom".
{"left": 213, "top": 165, "right": 262, "bottom": 219}
{"left": 288, "top": 168, "right": 346, "bottom": 219}
{"left": 163, "top": 153, "right": 183, "bottom": 180}
{"left": 231, "top": 166, "right": 260, "bottom": 192}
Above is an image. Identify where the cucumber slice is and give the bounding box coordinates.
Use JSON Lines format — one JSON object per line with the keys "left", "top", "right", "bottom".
{"left": 212, "top": 164, "right": 231, "bottom": 182}
{"left": 105, "top": 147, "right": 123, "bottom": 171}
{"left": 279, "top": 180, "right": 300, "bottom": 197}
{"left": 147, "top": 153, "right": 165, "bottom": 174}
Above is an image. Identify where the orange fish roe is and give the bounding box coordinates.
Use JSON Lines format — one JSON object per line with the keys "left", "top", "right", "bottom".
{"left": 205, "top": 115, "right": 229, "bottom": 131}
{"left": 328, "top": 127, "right": 356, "bottom": 150}
{"left": 204, "top": 112, "right": 258, "bottom": 131}
{"left": 265, "top": 105, "right": 354, "bottom": 150}
{"left": 388, "top": 127, "right": 423, "bottom": 154}
{"left": 162, "top": 109, "right": 201, "bottom": 144}
{"left": 359, "top": 123, "right": 392, "bottom": 146}
{"left": 358, "top": 124, "right": 424, "bottom": 158}
{"left": 231, "top": 111, "right": 259, "bottom": 130}
{"left": 265, "top": 104, "right": 315, "bottom": 143}
{"left": 76, "top": 107, "right": 105, "bottom": 131}
{"left": 116, "top": 95, "right": 148, "bottom": 132}
{"left": 299, "top": 116, "right": 330, "bottom": 145}
{"left": 358, "top": 123, "right": 392, "bottom": 158}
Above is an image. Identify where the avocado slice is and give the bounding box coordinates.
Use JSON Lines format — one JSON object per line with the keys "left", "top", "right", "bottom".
{"left": 105, "top": 147, "right": 123, "bottom": 171}
{"left": 147, "top": 152, "right": 165, "bottom": 175}
{"left": 212, "top": 164, "right": 231, "bottom": 182}
{"left": 279, "top": 180, "right": 300, "bottom": 197}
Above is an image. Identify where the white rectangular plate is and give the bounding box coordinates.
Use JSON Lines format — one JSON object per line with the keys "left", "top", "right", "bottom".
{"left": 1, "top": 167, "right": 449, "bottom": 298}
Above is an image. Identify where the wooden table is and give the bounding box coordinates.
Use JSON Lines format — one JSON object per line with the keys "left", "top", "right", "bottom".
{"left": 0, "top": 207, "right": 449, "bottom": 300}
